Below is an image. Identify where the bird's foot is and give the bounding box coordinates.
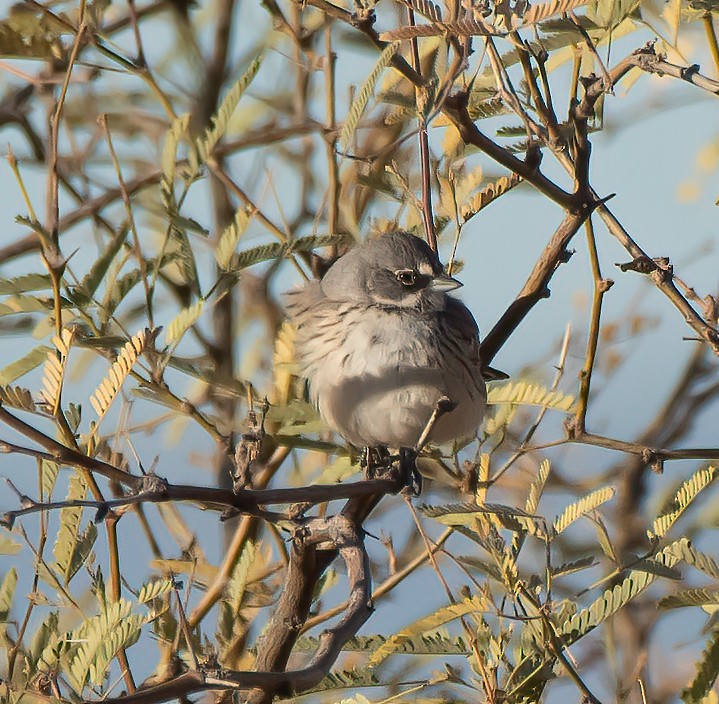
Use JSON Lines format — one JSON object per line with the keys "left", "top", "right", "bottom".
{"left": 361, "top": 446, "right": 392, "bottom": 480}
{"left": 361, "top": 447, "right": 421, "bottom": 495}
{"left": 399, "top": 448, "right": 421, "bottom": 496}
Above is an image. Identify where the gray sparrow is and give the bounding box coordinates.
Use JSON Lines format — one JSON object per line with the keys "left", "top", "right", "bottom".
{"left": 286, "top": 232, "right": 494, "bottom": 463}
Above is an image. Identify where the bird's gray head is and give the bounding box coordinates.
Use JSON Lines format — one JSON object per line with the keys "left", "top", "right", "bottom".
{"left": 320, "top": 232, "right": 461, "bottom": 310}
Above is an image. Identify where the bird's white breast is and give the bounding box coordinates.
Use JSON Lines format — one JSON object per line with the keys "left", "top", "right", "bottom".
{"left": 302, "top": 304, "right": 486, "bottom": 448}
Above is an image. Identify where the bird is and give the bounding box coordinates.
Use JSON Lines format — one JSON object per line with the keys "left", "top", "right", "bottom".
{"left": 286, "top": 231, "right": 495, "bottom": 479}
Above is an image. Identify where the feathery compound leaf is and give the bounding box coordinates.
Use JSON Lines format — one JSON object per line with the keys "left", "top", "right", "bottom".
{"left": 421, "top": 502, "right": 545, "bottom": 536}
{"left": 461, "top": 173, "right": 522, "bottom": 222}
{"left": 397, "top": 0, "right": 443, "bottom": 20}
{"left": 0, "top": 568, "right": 17, "bottom": 612}
{"left": 232, "top": 241, "right": 286, "bottom": 270}
{"left": 525, "top": 459, "right": 551, "bottom": 515}
{"left": 198, "top": 56, "right": 263, "bottom": 161}
{"left": 487, "top": 380, "right": 575, "bottom": 411}
{"left": 28, "top": 610, "right": 59, "bottom": 670}
{"left": 0, "top": 533, "right": 21, "bottom": 555}
{"left": 71, "top": 227, "right": 128, "bottom": 306}
{"left": 668, "top": 540, "right": 719, "bottom": 580}
{"left": 225, "top": 540, "right": 256, "bottom": 614}
{"left": 230, "top": 235, "right": 346, "bottom": 272}
{"left": 90, "top": 329, "right": 148, "bottom": 423}
{"left": 54, "top": 473, "right": 91, "bottom": 584}
{"left": 164, "top": 300, "right": 204, "bottom": 347}
{"left": 659, "top": 588, "right": 719, "bottom": 609}
{"left": 561, "top": 538, "right": 686, "bottom": 644}
{"left": 0, "top": 385, "right": 35, "bottom": 412}
{"left": 379, "top": 18, "right": 499, "bottom": 40}
{"left": 40, "top": 458, "right": 59, "bottom": 500}
{"left": 67, "top": 599, "right": 144, "bottom": 689}
{"left": 521, "top": 0, "right": 590, "bottom": 25}
{"left": 682, "top": 628, "right": 719, "bottom": 704}
{"left": 215, "top": 207, "right": 252, "bottom": 269}
{"left": 551, "top": 556, "right": 597, "bottom": 577}
{"left": 0, "top": 568, "right": 17, "bottom": 630}
{"left": 295, "top": 632, "right": 469, "bottom": 655}
{"left": 553, "top": 486, "right": 615, "bottom": 535}
{"left": 368, "top": 595, "right": 488, "bottom": 666}
{"left": 218, "top": 540, "right": 256, "bottom": 649}
{"left": 38, "top": 328, "right": 74, "bottom": 415}
{"left": 340, "top": 42, "right": 400, "bottom": 150}
{"left": 0, "top": 344, "right": 52, "bottom": 386}
{"left": 137, "top": 578, "right": 174, "bottom": 604}
{"left": 649, "top": 466, "right": 716, "bottom": 540}
{"left": 312, "top": 668, "right": 379, "bottom": 693}
{"left": 162, "top": 113, "right": 190, "bottom": 202}
{"left": 0, "top": 272, "right": 52, "bottom": 294}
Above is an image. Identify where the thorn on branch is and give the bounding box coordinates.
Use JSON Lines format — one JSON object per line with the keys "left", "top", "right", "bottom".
{"left": 641, "top": 448, "right": 665, "bottom": 474}
{"left": 140, "top": 472, "right": 169, "bottom": 496}
{"left": 558, "top": 248, "right": 575, "bottom": 264}
{"left": 233, "top": 400, "right": 267, "bottom": 491}
{"left": 681, "top": 64, "right": 701, "bottom": 80}
{"left": 598, "top": 278, "right": 614, "bottom": 293}
{"left": 615, "top": 255, "right": 672, "bottom": 282}
{"left": 94, "top": 501, "right": 110, "bottom": 523}
{"left": 563, "top": 415, "right": 580, "bottom": 440}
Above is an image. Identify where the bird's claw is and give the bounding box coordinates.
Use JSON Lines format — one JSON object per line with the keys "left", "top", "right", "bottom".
{"left": 362, "top": 446, "right": 421, "bottom": 495}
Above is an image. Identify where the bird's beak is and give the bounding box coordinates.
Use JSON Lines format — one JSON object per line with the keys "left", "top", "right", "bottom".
{"left": 430, "top": 274, "right": 463, "bottom": 291}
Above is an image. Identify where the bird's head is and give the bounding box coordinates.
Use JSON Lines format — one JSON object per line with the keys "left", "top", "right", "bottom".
{"left": 320, "top": 232, "right": 461, "bottom": 311}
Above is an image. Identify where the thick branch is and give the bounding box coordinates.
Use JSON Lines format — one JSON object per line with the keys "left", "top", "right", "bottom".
{"left": 95, "top": 515, "right": 372, "bottom": 704}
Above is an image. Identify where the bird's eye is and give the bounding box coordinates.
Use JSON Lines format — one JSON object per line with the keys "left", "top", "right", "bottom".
{"left": 395, "top": 269, "right": 416, "bottom": 286}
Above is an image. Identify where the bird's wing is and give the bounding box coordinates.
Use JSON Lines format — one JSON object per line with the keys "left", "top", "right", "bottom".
{"left": 442, "top": 297, "right": 482, "bottom": 370}
{"left": 284, "top": 280, "right": 325, "bottom": 324}
{"left": 443, "top": 298, "right": 509, "bottom": 380}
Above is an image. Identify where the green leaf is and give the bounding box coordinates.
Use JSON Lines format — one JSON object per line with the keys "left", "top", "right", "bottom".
{"left": 0, "top": 568, "right": 18, "bottom": 626}
{"left": 0, "top": 532, "right": 21, "bottom": 555}
{"left": 421, "top": 502, "right": 545, "bottom": 536}
{"left": 137, "top": 578, "right": 174, "bottom": 604}
{"left": 551, "top": 556, "right": 596, "bottom": 577}
{"left": 561, "top": 538, "right": 687, "bottom": 644}
{"left": 0, "top": 384, "right": 36, "bottom": 412}
{"left": 40, "top": 459, "right": 59, "bottom": 501}
{"left": 215, "top": 208, "right": 252, "bottom": 269}
{"left": 229, "top": 235, "right": 346, "bottom": 272}
{"left": 649, "top": 466, "right": 716, "bottom": 540}
{"left": 668, "top": 540, "right": 719, "bottom": 580}
{"left": 295, "top": 632, "right": 469, "bottom": 655}
{"left": 0, "top": 19, "right": 62, "bottom": 60}
{"left": 28, "top": 611, "right": 59, "bottom": 670}
{"left": 0, "top": 273, "right": 52, "bottom": 294}
{"left": 553, "top": 486, "right": 615, "bottom": 535}
{"left": 659, "top": 588, "right": 719, "bottom": 609}
{"left": 161, "top": 113, "right": 191, "bottom": 204}
{"left": 682, "top": 628, "right": 719, "bottom": 704}
{"left": 54, "top": 473, "right": 93, "bottom": 585}
{"left": 0, "top": 294, "right": 50, "bottom": 316}
{"left": 164, "top": 300, "right": 204, "bottom": 346}
{"left": 169, "top": 228, "right": 201, "bottom": 296}
{"left": 0, "top": 345, "right": 52, "bottom": 385}
{"left": 217, "top": 540, "right": 256, "bottom": 649}
{"left": 198, "top": 55, "right": 263, "bottom": 161}
{"left": 66, "top": 599, "right": 144, "bottom": 689}
{"left": 340, "top": 42, "right": 400, "bottom": 150}
{"left": 487, "top": 380, "right": 575, "bottom": 411}
{"left": 70, "top": 226, "right": 128, "bottom": 305}
{"left": 225, "top": 540, "right": 256, "bottom": 614}
{"left": 368, "top": 596, "right": 488, "bottom": 666}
